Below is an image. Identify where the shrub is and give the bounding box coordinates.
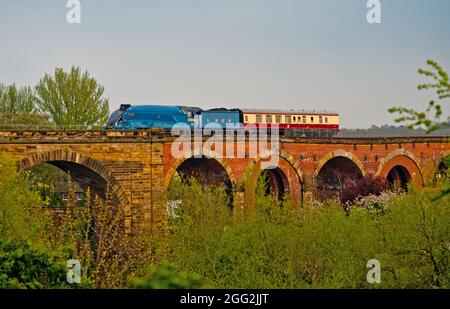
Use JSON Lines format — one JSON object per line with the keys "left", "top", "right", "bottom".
{"left": 377, "top": 192, "right": 450, "bottom": 288}
{"left": 128, "top": 264, "right": 211, "bottom": 289}
{"left": 151, "top": 177, "right": 449, "bottom": 289}
{"left": 340, "top": 174, "right": 389, "bottom": 205}
{"left": 0, "top": 239, "right": 69, "bottom": 289}
{"left": 0, "top": 153, "right": 50, "bottom": 244}
{"left": 2, "top": 151, "right": 449, "bottom": 289}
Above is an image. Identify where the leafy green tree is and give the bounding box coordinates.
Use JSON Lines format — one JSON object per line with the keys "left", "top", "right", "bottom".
{"left": 0, "top": 83, "right": 36, "bottom": 115}
{"left": 389, "top": 59, "right": 449, "bottom": 132}
{"left": 0, "top": 83, "right": 51, "bottom": 129}
{"left": 34, "top": 66, "right": 110, "bottom": 129}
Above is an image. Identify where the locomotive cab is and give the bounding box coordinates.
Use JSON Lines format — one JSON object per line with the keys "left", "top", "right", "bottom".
{"left": 105, "top": 104, "right": 131, "bottom": 129}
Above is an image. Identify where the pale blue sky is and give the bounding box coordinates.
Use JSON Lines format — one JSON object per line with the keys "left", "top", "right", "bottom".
{"left": 0, "top": 0, "right": 449, "bottom": 128}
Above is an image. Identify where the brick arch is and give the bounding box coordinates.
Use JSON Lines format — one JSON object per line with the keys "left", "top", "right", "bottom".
{"left": 242, "top": 149, "right": 304, "bottom": 207}
{"left": 439, "top": 149, "right": 450, "bottom": 161}
{"left": 376, "top": 149, "right": 424, "bottom": 187}
{"left": 313, "top": 149, "right": 366, "bottom": 180}
{"left": 162, "top": 148, "right": 237, "bottom": 191}
{"left": 430, "top": 149, "right": 450, "bottom": 181}
{"left": 18, "top": 149, "right": 129, "bottom": 212}
{"left": 255, "top": 149, "right": 304, "bottom": 185}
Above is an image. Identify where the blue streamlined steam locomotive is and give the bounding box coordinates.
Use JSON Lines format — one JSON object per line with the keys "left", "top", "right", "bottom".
{"left": 106, "top": 104, "right": 340, "bottom": 137}
{"left": 106, "top": 104, "right": 242, "bottom": 130}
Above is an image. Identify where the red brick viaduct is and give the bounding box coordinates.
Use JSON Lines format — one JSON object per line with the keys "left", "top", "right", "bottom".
{"left": 0, "top": 130, "right": 448, "bottom": 233}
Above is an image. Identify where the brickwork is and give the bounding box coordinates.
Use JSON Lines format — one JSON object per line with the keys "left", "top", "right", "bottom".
{"left": 0, "top": 131, "right": 448, "bottom": 234}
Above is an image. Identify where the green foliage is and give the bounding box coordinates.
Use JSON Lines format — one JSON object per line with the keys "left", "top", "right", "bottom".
{"left": 432, "top": 156, "right": 450, "bottom": 201}
{"left": 34, "top": 66, "right": 110, "bottom": 129}
{"left": 389, "top": 59, "right": 449, "bottom": 200}
{"left": 44, "top": 182, "right": 144, "bottom": 289}
{"left": 1, "top": 66, "right": 110, "bottom": 130}
{"left": 417, "top": 60, "right": 450, "bottom": 100}
{"left": 0, "top": 112, "right": 52, "bottom": 129}
{"left": 0, "top": 239, "right": 70, "bottom": 289}
{"left": 378, "top": 192, "right": 450, "bottom": 288}
{"left": 129, "top": 264, "right": 211, "bottom": 289}
{"left": 0, "top": 83, "right": 36, "bottom": 115}
{"left": 389, "top": 59, "right": 450, "bottom": 133}
{"left": 0, "top": 153, "right": 50, "bottom": 244}
{"left": 0, "top": 154, "right": 72, "bottom": 289}
{"left": 28, "top": 163, "right": 78, "bottom": 208}
{"left": 150, "top": 178, "right": 450, "bottom": 289}
{"left": 1, "top": 153, "right": 144, "bottom": 289}
{"left": 0, "top": 82, "right": 49, "bottom": 129}
{"left": 1, "top": 152, "right": 449, "bottom": 289}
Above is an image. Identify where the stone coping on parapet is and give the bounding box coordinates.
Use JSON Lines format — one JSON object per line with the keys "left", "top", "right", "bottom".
{"left": 0, "top": 130, "right": 448, "bottom": 145}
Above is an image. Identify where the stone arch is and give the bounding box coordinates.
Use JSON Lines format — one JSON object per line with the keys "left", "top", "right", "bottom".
{"left": 313, "top": 149, "right": 366, "bottom": 180}
{"left": 242, "top": 149, "right": 304, "bottom": 208}
{"left": 163, "top": 148, "right": 237, "bottom": 191}
{"left": 18, "top": 150, "right": 130, "bottom": 230}
{"left": 376, "top": 149, "right": 424, "bottom": 188}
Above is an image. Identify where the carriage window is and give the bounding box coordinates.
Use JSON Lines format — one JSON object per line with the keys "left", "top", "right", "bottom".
{"left": 256, "top": 114, "right": 262, "bottom": 122}
{"left": 311, "top": 117, "right": 314, "bottom": 123}
{"left": 302, "top": 115, "right": 306, "bottom": 123}
{"left": 275, "top": 115, "right": 282, "bottom": 123}
{"left": 319, "top": 116, "right": 323, "bottom": 124}
{"left": 266, "top": 115, "right": 273, "bottom": 123}
{"left": 228, "top": 118, "right": 232, "bottom": 122}
{"left": 325, "top": 117, "right": 328, "bottom": 123}
{"left": 245, "top": 115, "right": 249, "bottom": 122}
{"left": 293, "top": 116, "right": 296, "bottom": 122}
{"left": 285, "top": 116, "right": 291, "bottom": 123}
{"left": 206, "top": 118, "right": 210, "bottom": 122}
{"left": 222, "top": 118, "right": 225, "bottom": 123}
{"left": 215, "top": 118, "right": 218, "bottom": 123}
